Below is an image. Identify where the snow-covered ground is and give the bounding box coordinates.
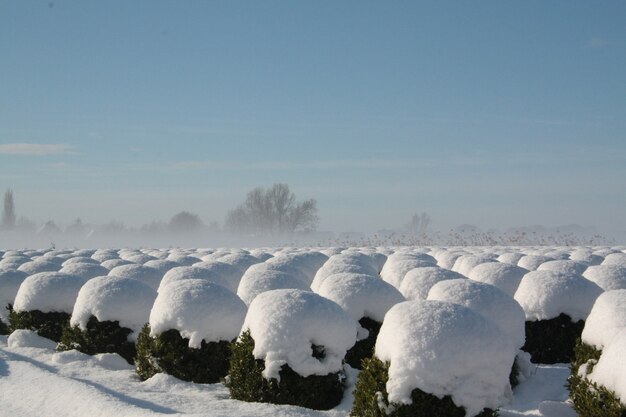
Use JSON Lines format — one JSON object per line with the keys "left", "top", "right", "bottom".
{"left": 0, "top": 333, "right": 574, "bottom": 417}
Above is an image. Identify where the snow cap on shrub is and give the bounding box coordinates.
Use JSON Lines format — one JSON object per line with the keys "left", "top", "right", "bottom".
{"left": 71, "top": 276, "right": 157, "bottom": 340}
{"left": 517, "top": 255, "right": 554, "bottom": 271}
{"left": 427, "top": 279, "right": 526, "bottom": 348}
{"left": 399, "top": 267, "right": 466, "bottom": 300}
{"left": 316, "top": 273, "right": 404, "bottom": 322}
{"left": 13, "top": 272, "right": 87, "bottom": 313}
{"left": 602, "top": 253, "right": 626, "bottom": 267}
{"left": 588, "top": 328, "right": 626, "bottom": 403}
{"left": 17, "top": 259, "right": 60, "bottom": 275}
{"left": 150, "top": 279, "right": 247, "bottom": 348}
{"left": 108, "top": 264, "right": 163, "bottom": 290}
{"left": 237, "top": 263, "right": 310, "bottom": 306}
{"left": 0, "top": 269, "right": 28, "bottom": 321}
{"left": 375, "top": 300, "right": 516, "bottom": 417}
{"left": 241, "top": 288, "right": 357, "bottom": 379}
{"left": 537, "top": 259, "right": 588, "bottom": 276}
{"left": 451, "top": 254, "right": 497, "bottom": 277}
{"left": 583, "top": 265, "right": 626, "bottom": 291}
{"left": 159, "top": 265, "right": 237, "bottom": 293}
{"left": 582, "top": 290, "right": 626, "bottom": 350}
{"left": 468, "top": 262, "right": 528, "bottom": 297}
{"left": 311, "top": 260, "right": 376, "bottom": 292}
{"left": 496, "top": 252, "right": 525, "bottom": 265}
{"left": 514, "top": 270, "right": 603, "bottom": 321}
{"left": 380, "top": 252, "right": 437, "bottom": 288}
{"left": 192, "top": 261, "right": 246, "bottom": 292}
{"left": 59, "top": 263, "right": 109, "bottom": 280}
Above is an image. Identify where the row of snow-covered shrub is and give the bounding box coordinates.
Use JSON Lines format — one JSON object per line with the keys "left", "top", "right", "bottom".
{"left": 2, "top": 245, "right": 626, "bottom": 414}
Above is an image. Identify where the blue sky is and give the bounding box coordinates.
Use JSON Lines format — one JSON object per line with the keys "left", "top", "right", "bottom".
{"left": 1, "top": 1, "right": 625, "bottom": 233}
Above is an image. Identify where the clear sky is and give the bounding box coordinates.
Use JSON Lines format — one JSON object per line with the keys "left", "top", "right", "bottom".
{"left": 1, "top": 1, "right": 625, "bottom": 234}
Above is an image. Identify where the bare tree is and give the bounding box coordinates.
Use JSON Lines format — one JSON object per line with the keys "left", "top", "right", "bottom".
{"left": 225, "top": 184, "right": 318, "bottom": 235}
{"left": 169, "top": 211, "right": 203, "bottom": 234}
{"left": 1, "top": 189, "right": 16, "bottom": 230}
{"left": 407, "top": 212, "right": 431, "bottom": 236}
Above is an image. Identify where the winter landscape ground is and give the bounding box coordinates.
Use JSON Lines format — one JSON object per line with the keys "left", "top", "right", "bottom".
{"left": 2, "top": 245, "right": 625, "bottom": 417}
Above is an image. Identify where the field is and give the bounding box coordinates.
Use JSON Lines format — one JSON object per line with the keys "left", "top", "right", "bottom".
{"left": 2, "top": 245, "right": 626, "bottom": 417}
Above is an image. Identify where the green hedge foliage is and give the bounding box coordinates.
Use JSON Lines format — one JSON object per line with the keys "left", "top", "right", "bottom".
{"left": 8, "top": 306, "right": 70, "bottom": 342}
{"left": 522, "top": 313, "right": 585, "bottom": 364}
{"left": 568, "top": 339, "right": 626, "bottom": 417}
{"left": 57, "top": 316, "right": 136, "bottom": 364}
{"left": 135, "top": 324, "right": 231, "bottom": 383}
{"left": 345, "top": 317, "right": 381, "bottom": 370}
{"left": 351, "top": 356, "right": 498, "bottom": 417}
{"left": 226, "top": 330, "right": 345, "bottom": 410}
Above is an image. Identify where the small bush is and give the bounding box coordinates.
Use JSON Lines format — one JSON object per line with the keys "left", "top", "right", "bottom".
{"left": 57, "top": 316, "right": 136, "bottom": 364}
{"left": 135, "top": 324, "right": 231, "bottom": 383}
{"left": 345, "top": 317, "right": 381, "bottom": 370}
{"left": 226, "top": 330, "right": 345, "bottom": 410}
{"left": 522, "top": 313, "right": 585, "bottom": 364}
{"left": 8, "top": 305, "right": 70, "bottom": 342}
{"left": 351, "top": 356, "right": 498, "bottom": 417}
{"left": 568, "top": 339, "right": 626, "bottom": 417}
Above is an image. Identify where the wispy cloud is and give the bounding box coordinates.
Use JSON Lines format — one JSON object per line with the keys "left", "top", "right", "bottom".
{"left": 0, "top": 143, "right": 77, "bottom": 156}
{"left": 585, "top": 37, "right": 609, "bottom": 49}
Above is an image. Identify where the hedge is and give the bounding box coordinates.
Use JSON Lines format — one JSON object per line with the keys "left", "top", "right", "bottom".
{"left": 522, "top": 313, "right": 585, "bottom": 364}
{"left": 8, "top": 305, "right": 70, "bottom": 342}
{"left": 345, "top": 317, "right": 381, "bottom": 370}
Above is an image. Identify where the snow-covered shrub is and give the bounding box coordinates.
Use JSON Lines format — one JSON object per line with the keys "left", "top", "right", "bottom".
{"left": 517, "top": 255, "right": 554, "bottom": 271}
{"left": 17, "top": 259, "right": 61, "bottom": 275}
{"left": 143, "top": 259, "right": 181, "bottom": 275}
{"left": 100, "top": 258, "right": 132, "bottom": 270}
{"left": 537, "top": 259, "right": 588, "bottom": 275}
{"left": 583, "top": 265, "right": 626, "bottom": 291}
{"left": 602, "top": 253, "right": 626, "bottom": 267}
{"left": 450, "top": 254, "right": 497, "bottom": 277}
{"left": 468, "top": 262, "right": 528, "bottom": 297}
{"left": 9, "top": 272, "right": 87, "bottom": 341}
{"left": 316, "top": 273, "right": 404, "bottom": 368}
{"left": 227, "top": 289, "right": 357, "bottom": 410}
{"left": 380, "top": 253, "right": 437, "bottom": 289}
{"left": 497, "top": 252, "right": 525, "bottom": 265}
{"left": 237, "top": 263, "right": 310, "bottom": 305}
{"left": 0, "top": 269, "right": 28, "bottom": 333}
{"left": 59, "top": 262, "right": 109, "bottom": 280}
{"left": 192, "top": 261, "right": 245, "bottom": 292}
{"left": 515, "top": 270, "right": 602, "bottom": 363}
{"left": 569, "top": 249, "right": 604, "bottom": 266}
{"left": 399, "top": 267, "right": 466, "bottom": 300}
{"left": 351, "top": 300, "right": 513, "bottom": 417}
{"left": 570, "top": 329, "right": 626, "bottom": 417}
{"left": 108, "top": 264, "right": 163, "bottom": 290}
{"left": 136, "top": 279, "right": 246, "bottom": 383}
{"left": 58, "top": 276, "right": 157, "bottom": 364}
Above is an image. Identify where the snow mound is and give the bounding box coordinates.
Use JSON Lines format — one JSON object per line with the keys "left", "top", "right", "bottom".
{"left": 451, "top": 254, "right": 497, "bottom": 277}
{"left": 94, "top": 352, "right": 134, "bottom": 370}
{"left": 241, "top": 289, "right": 357, "bottom": 379}
{"left": 150, "top": 279, "right": 247, "bottom": 348}
{"left": 62, "top": 257, "right": 100, "bottom": 266}
{"left": 427, "top": 279, "right": 526, "bottom": 348}
{"left": 17, "top": 259, "right": 60, "bottom": 275}
{"left": 517, "top": 255, "right": 554, "bottom": 271}
{"left": 265, "top": 252, "right": 329, "bottom": 285}
{"left": 108, "top": 264, "right": 163, "bottom": 290}
{"left": 159, "top": 266, "right": 237, "bottom": 293}
{"left": 165, "top": 254, "right": 199, "bottom": 266}
{"left": 497, "top": 253, "right": 525, "bottom": 265}
{"left": 71, "top": 276, "right": 157, "bottom": 340}
{"left": 514, "top": 270, "right": 603, "bottom": 321}
{"left": 121, "top": 253, "right": 157, "bottom": 264}
{"left": 13, "top": 272, "right": 87, "bottom": 313}
{"left": 311, "top": 259, "right": 377, "bottom": 292}
{"left": 237, "top": 263, "right": 310, "bottom": 306}
{"left": 569, "top": 249, "right": 604, "bottom": 266}
{"left": 59, "top": 263, "right": 109, "bottom": 280}
{"left": 435, "top": 251, "right": 468, "bottom": 270}
{"left": 0, "top": 269, "right": 28, "bottom": 321}
{"left": 380, "top": 253, "right": 437, "bottom": 289}
{"left": 468, "top": 262, "right": 528, "bottom": 297}
{"left": 583, "top": 265, "right": 626, "bottom": 291}
{"left": 7, "top": 329, "right": 58, "bottom": 350}
{"left": 316, "top": 272, "right": 404, "bottom": 322}
{"left": 581, "top": 290, "right": 626, "bottom": 350}
{"left": 193, "top": 261, "right": 246, "bottom": 292}
{"left": 143, "top": 259, "right": 181, "bottom": 275}
{"left": 100, "top": 259, "right": 132, "bottom": 270}
{"left": 399, "top": 267, "right": 466, "bottom": 300}
{"left": 588, "top": 328, "right": 626, "bottom": 403}
{"left": 601, "top": 253, "right": 626, "bottom": 267}
{"left": 216, "top": 252, "right": 261, "bottom": 271}
{"left": 375, "top": 300, "right": 515, "bottom": 417}
{"left": 537, "top": 260, "right": 588, "bottom": 276}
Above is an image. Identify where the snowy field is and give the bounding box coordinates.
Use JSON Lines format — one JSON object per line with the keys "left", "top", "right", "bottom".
{"left": 2, "top": 245, "right": 626, "bottom": 417}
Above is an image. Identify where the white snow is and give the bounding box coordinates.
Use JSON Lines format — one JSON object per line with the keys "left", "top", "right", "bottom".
{"left": 496, "top": 253, "right": 525, "bottom": 265}
{"left": 158, "top": 265, "right": 238, "bottom": 293}
{"left": 517, "top": 255, "right": 554, "bottom": 271}
{"left": 583, "top": 264, "right": 626, "bottom": 291}
{"left": 602, "top": 253, "right": 626, "bottom": 267}
{"left": 108, "top": 264, "right": 163, "bottom": 291}
{"left": 380, "top": 252, "right": 437, "bottom": 288}
{"left": 17, "top": 259, "right": 60, "bottom": 275}
{"left": 237, "top": 264, "right": 310, "bottom": 306}
{"left": 7, "top": 329, "right": 58, "bottom": 350}
{"left": 59, "top": 262, "right": 110, "bottom": 280}
{"left": 375, "top": 300, "right": 516, "bottom": 417}
{"left": 451, "top": 254, "right": 497, "bottom": 277}
{"left": 150, "top": 279, "right": 247, "bottom": 348}
{"left": 537, "top": 260, "right": 588, "bottom": 276}
{"left": 241, "top": 289, "right": 357, "bottom": 379}
{"left": 581, "top": 290, "right": 626, "bottom": 350}
{"left": 316, "top": 272, "right": 404, "bottom": 322}
{"left": 0, "top": 269, "right": 28, "bottom": 321}
{"left": 468, "top": 262, "right": 528, "bottom": 297}
{"left": 514, "top": 270, "right": 603, "bottom": 321}
{"left": 398, "top": 266, "right": 466, "bottom": 300}
{"left": 427, "top": 279, "right": 526, "bottom": 348}
{"left": 13, "top": 272, "right": 87, "bottom": 313}
{"left": 70, "top": 276, "right": 158, "bottom": 340}
{"left": 192, "top": 261, "right": 246, "bottom": 292}
{"left": 588, "top": 328, "right": 626, "bottom": 404}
